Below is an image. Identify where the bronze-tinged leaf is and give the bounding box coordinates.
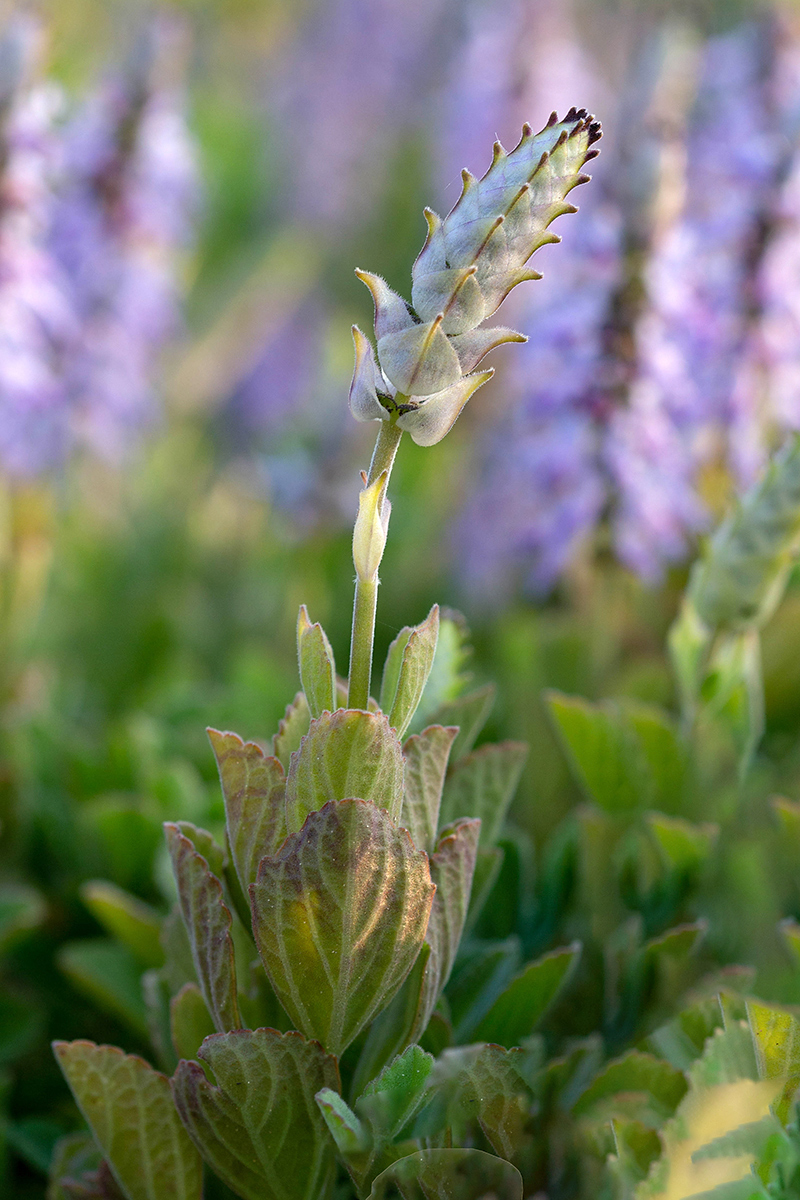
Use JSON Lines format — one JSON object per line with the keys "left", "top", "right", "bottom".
{"left": 272, "top": 690, "right": 311, "bottom": 771}
{"left": 369, "top": 1147, "right": 522, "bottom": 1199}
{"left": 250, "top": 799, "right": 434, "bottom": 1056}
{"left": 172, "top": 1028, "right": 339, "bottom": 1200}
{"left": 164, "top": 824, "right": 242, "bottom": 1034}
{"left": 401, "top": 726, "right": 458, "bottom": 854}
{"left": 285, "top": 709, "right": 405, "bottom": 833}
{"left": 208, "top": 729, "right": 286, "bottom": 892}
{"left": 439, "top": 741, "right": 528, "bottom": 847}
{"left": 53, "top": 1041, "right": 202, "bottom": 1200}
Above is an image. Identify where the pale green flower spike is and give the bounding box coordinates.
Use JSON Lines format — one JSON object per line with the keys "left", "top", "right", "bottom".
{"left": 350, "top": 107, "right": 601, "bottom": 446}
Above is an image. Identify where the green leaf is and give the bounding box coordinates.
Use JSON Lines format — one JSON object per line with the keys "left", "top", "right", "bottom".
{"left": 747, "top": 1000, "right": 800, "bottom": 1120}
{"left": 208, "top": 728, "right": 286, "bottom": 892}
{"left": 351, "top": 944, "right": 432, "bottom": 1099}
{"left": 625, "top": 703, "right": 689, "bottom": 813}
{"left": 297, "top": 605, "right": 337, "bottom": 718}
{"left": 0, "top": 883, "right": 46, "bottom": 953}
{"left": 57, "top": 940, "right": 149, "bottom": 1037}
{"left": 691, "top": 1117, "right": 781, "bottom": 1162}
{"left": 359, "top": 1045, "right": 435, "bottom": 1141}
{"left": 0, "top": 990, "right": 42, "bottom": 1067}
{"left": 463, "top": 846, "right": 504, "bottom": 934}
{"left": 53, "top": 1040, "right": 202, "bottom": 1200}
{"left": 647, "top": 813, "right": 718, "bottom": 873}
{"left": 410, "top": 611, "right": 472, "bottom": 734}
{"left": 172, "top": 1028, "right": 339, "bottom": 1200}
{"left": 401, "top": 725, "right": 458, "bottom": 854}
{"left": 546, "top": 691, "right": 647, "bottom": 813}
{"left": 415, "top": 1044, "right": 529, "bottom": 1159}
{"left": 439, "top": 741, "right": 528, "bottom": 847}
{"left": 369, "top": 1148, "right": 522, "bottom": 1199}
{"left": 447, "top": 938, "right": 520, "bottom": 1043}
{"left": 572, "top": 1050, "right": 687, "bottom": 1119}
{"left": 171, "top": 821, "right": 227, "bottom": 880}
{"left": 381, "top": 606, "right": 439, "bottom": 740}
{"left": 779, "top": 917, "right": 800, "bottom": 964}
{"left": 473, "top": 941, "right": 581, "bottom": 1048}
{"left": 251, "top": 798, "right": 434, "bottom": 1056}
{"left": 285, "top": 709, "right": 405, "bottom": 833}
{"left": 428, "top": 683, "right": 495, "bottom": 763}
{"left": 169, "top": 984, "right": 215, "bottom": 1064}
{"left": 272, "top": 690, "right": 311, "bottom": 771}
{"left": 415, "top": 820, "right": 480, "bottom": 1039}
{"left": 164, "top": 823, "right": 242, "bottom": 1033}
{"left": 316, "top": 1088, "right": 369, "bottom": 1156}
{"left": 80, "top": 881, "right": 163, "bottom": 969}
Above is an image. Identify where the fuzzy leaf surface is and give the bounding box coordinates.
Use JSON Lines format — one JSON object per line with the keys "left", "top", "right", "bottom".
{"left": 273, "top": 691, "right": 311, "bottom": 771}
{"left": 439, "top": 741, "right": 527, "bottom": 846}
{"left": 169, "top": 984, "right": 215, "bottom": 1064}
{"left": 473, "top": 941, "right": 581, "bottom": 1048}
{"left": 164, "top": 823, "right": 241, "bottom": 1033}
{"left": 351, "top": 945, "right": 432, "bottom": 1099}
{"left": 297, "top": 605, "right": 337, "bottom": 717}
{"left": 381, "top": 606, "right": 439, "bottom": 740}
{"left": 251, "top": 798, "right": 434, "bottom": 1055}
{"left": 208, "top": 729, "right": 286, "bottom": 892}
{"left": 285, "top": 710, "right": 405, "bottom": 832}
{"left": 172, "top": 1028, "right": 339, "bottom": 1200}
{"left": 401, "top": 725, "right": 458, "bottom": 854}
{"left": 410, "top": 612, "right": 472, "bottom": 734}
{"left": 53, "top": 1040, "right": 201, "bottom": 1200}
{"left": 369, "top": 1148, "right": 523, "bottom": 1199}
{"left": 428, "top": 683, "right": 495, "bottom": 763}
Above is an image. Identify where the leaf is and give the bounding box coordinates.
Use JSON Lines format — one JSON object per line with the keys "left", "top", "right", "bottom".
{"left": 625, "top": 704, "right": 689, "bottom": 814}
{"left": 747, "top": 1000, "right": 800, "bottom": 1121}
{"left": 647, "top": 814, "right": 718, "bottom": 874}
{"left": 572, "top": 1050, "right": 687, "bottom": 1119}
{"left": 0, "top": 883, "right": 46, "bottom": 953}
{"left": 414, "top": 1044, "right": 529, "bottom": 1159}
{"left": 53, "top": 1041, "right": 202, "bottom": 1200}
{"left": 779, "top": 917, "right": 800, "bottom": 964}
{"left": 57, "top": 940, "right": 149, "bottom": 1038}
{"left": 439, "top": 741, "right": 528, "bottom": 846}
{"left": 351, "top": 945, "right": 432, "bottom": 1099}
{"left": 285, "top": 709, "right": 405, "bottom": 833}
{"left": 447, "top": 938, "right": 521, "bottom": 1043}
{"left": 546, "top": 691, "right": 648, "bottom": 813}
{"left": 80, "top": 882, "right": 163, "bottom": 969}
{"left": 381, "top": 606, "right": 440, "bottom": 740}
{"left": 410, "top": 610, "right": 472, "bottom": 734}
{"left": 297, "top": 605, "right": 337, "bottom": 717}
{"left": 172, "top": 822, "right": 227, "bottom": 880}
{"left": 473, "top": 941, "right": 581, "bottom": 1048}
{"left": 164, "top": 823, "right": 241, "bottom": 1034}
{"left": 359, "top": 1045, "right": 435, "bottom": 1141}
{"left": 172, "top": 1028, "right": 339, "bottom": 1200}
{"left": 429, "top": 683, "right": 495, "bottom": 763}
{"left": 170, "top": 984, "right": 215, "bottom": 1064}
{"left": 251, "top": 799, "right": 434, "bottom": 1056}
{"left": 463, "top": 846, "right": 504, "bottom": 934}
{"left": 208, "top": 728, "right": 286, "bottom": 892}
{"left": 415, "top": 820, "right": 480, "bottom": 1038}
{"left": 272, "top": 690, "right": 311, "bottom": 771}
{"left": 401, "top": 725, "right": 458, "bottom": 854}
{"left": 369, "top": 1148, "right": 523, "bottom": 1199}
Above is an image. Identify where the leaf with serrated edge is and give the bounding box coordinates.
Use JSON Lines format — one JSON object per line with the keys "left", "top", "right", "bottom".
{"left": 208, "top": 729, "right": 286, "bottom": 893}
{"left": 297, "top": 605, "right": 336, "bottom": 717}
{"left": 273, "top": 691, "right": 311, "bottom": 771}
{"left": 401, "top": 725, "right": 458, "bottom": 854}
{"left": 53, "top": 1041, "right": 201, "bottom": 1200}
{"left": 370, "top": 1148, "right": 523, "bottom": 1199}
{"left": 285, "top": 710, "right": 405, "bottom": 833}
{"left": 351, "top": 945, "right": 431, "bottom": 1099}
{"left": 170, "top": 984, "right": 215, "bottom": 1064}
{"left": 358, "top": 1044, "right": 434, "bottom": 1141}
{"left": 414, "top": 820, "right": 480, "bottom": 1040}
{"left": 164, "top": 824, "right": 241, "bottom": 1033}
{"left": 172, "top": 1028, "right": 339, "bottom": 1200}
{"left": 428, "top": 683, "right": 495, "bottom": 763}
{"left": 381, "top": 607, "right": 439, "bottom": 740}
{"left": 439, "top": 741, "right": 528, "bottom": 846}
{"left": 474, "top": 941, "right": 581, "bottom": 1048}
{"left": 250, "top": 798, "right": 434, "bottom": 1056}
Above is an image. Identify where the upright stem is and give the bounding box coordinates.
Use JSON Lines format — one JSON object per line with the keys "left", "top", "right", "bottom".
{"left": 347, "top": 418, "right": 404, "bottom": 709}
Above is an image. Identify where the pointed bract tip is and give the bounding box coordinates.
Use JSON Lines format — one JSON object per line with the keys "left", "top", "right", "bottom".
{"left": 546, "top": 110, "right": 558, "bottom": 127}
{"left": 521, "top": 121, "right": 533, "bottom": 137}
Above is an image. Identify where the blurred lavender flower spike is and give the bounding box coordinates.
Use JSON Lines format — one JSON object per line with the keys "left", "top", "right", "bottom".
{"left": 50, "top": 18, "right": 199, "bottom": 462}
{"left": 0, "top": 16, "right": 76, "bottom": 477}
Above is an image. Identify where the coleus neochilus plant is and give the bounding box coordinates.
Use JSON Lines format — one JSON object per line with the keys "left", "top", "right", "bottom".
{"left": 51, "top": 110, "right": 602, "bottom": 1200}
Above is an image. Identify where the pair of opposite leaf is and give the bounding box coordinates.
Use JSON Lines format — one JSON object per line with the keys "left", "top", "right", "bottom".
{"left": 350, "top": 108, "right": 601, "bottom": 446}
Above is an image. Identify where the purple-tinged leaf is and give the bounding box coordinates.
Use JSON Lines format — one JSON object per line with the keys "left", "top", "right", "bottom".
{"left": 285, "top": 710, "right": 405, "bottom": 833}
{"left": 172, "top": 1028, "right": 339, "bottom": 1200}
{"left": 208, "top": 729, "right": 286, "bottom": 893}
{"left": 428, "top": 683, "right": 496, "bottom": 762}
{"left": 164, "top": 824, "right": 242, "bottom": 1034}
{"left": 401, "top": 725, "right": 458, "bottom": 854}
{"left": 170, "top": 983, "right": 215, "bottom": 1064}
{"left": 381, "top": 607, "right": 440, "bottom": 740}
{"left": 272, "top": 690, "right": 311, "bottom": 771}
{"left": 439, "top": 741, "right": 528, "bottom": 846}
{"left": 473, "top": 941, "right": 581, "bottom": 1048}
{"left": 369, "top": 1147, "right": 522, "bottom": 1199}
{"left": 250, "top": 799, "right": 434, "bottom": 1056}
{"left": 297, "top": 604, "right": 337, "bottom": 717}
{"left": 53, "top": 1041, "right": 202, "bottom": 1200}
{"left": 172, "top": 821, "right": 227, "bottom": 880}
{"left": 414, "top": 820, "right": 480, "bottom": 1040}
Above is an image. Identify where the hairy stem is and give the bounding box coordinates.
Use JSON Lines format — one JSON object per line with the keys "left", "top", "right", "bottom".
{"left": 348, "top": 417, "right": 404, "bottom": 709}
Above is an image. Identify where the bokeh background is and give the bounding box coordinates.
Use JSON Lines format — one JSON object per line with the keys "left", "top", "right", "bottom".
{"left": 6, "top": 0, "right": 800, "bottom": 1194}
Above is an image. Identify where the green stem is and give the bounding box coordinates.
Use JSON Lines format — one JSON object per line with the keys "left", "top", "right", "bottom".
{"left": 347, "top": 417, "right": 404, "bottom": 709}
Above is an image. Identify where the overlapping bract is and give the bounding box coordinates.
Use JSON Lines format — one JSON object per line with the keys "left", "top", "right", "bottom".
{"left": 349, "top": 108, "right": 600, "bottom": 446}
